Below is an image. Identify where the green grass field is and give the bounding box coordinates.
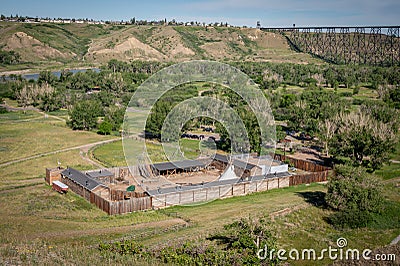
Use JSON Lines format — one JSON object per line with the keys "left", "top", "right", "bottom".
{"left": 0, "top": 111, "right": 115, "bottom": 164}
{"left": 92, "top": 138, "right": 204, "bottom": 167}
{"left": 0, "top": 149, "right": 96, "bottom": 184}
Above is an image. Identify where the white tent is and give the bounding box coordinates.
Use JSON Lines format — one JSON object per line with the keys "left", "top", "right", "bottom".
{"left": 219, "top": 164, "right": 237, "bottom": 181}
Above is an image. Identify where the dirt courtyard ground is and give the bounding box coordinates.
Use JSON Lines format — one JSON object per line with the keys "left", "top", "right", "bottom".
{"left": 278, "top": 135, "right": 326, "bottom": 164}
{"left": 166, "top": 168, "right": 222, "bottom": 185}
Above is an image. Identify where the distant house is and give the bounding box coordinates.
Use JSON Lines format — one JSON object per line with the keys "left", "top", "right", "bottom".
{"left": 86, "top": 86, "right": 101, "bottom": 95}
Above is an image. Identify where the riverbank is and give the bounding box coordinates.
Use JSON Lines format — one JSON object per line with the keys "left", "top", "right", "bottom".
{"left": 0, "top": 67, "right": 101, "bottom": 80}
{"left": 0, "top": 62, "right": 101, "bottom": 77}
{"left": 0, "top": 69, "right": 34, "bottom": 76}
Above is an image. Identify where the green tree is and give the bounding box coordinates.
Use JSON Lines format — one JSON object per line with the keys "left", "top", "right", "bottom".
{"left": 0, "top": 50, "right": 20, "bottom": 65}
{"left": 279, "top": 93, "right": 296, "bottom": 108}
{"left": 104, "top": 106, "right": 125, "bottom": 131}
{"left": 210, "top": 216, "right": 280, "bottom": 265}
{"left": 145, "top": 100, "right": 171, "bottom": 138}
{"left": 384, "top": 86, "right": 400, "bottom": 109}
{"left": 40, "top": 89, "right": 62, "bottom": 112}
{"left": 286, "top": 88, "right": 347, "bottom": 136}
{"left": 59, "top": 69, "right": 73, "bottom": 82}
{"left": 38, "top": 71, "right": 57, "bottom": 86}
{"left": 98, "top": 121, "right": 112, "bottom": 135}
{"left": 102, "top": 72, "right": 125, "bottom": 94}
{"left": 67, "top": 100, "right": 101, "bottom": 130}
{"left": 276, "top": 125, "right": 286, "bottom": 142}
{"left": 329, "top": 110, "right": 398, "bottom": 170}
{"left": 326, "top": 165, "right": 384, "bottom": 228}
{"left": 67, "top": 72, "right": 95, "bottom": 91}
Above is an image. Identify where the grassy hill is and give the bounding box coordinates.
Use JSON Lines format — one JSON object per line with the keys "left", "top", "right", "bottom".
{"left": 0, "top": 22, "right": 321, "bottom": 72}
{"left": 0, "top": 22, "right": 120, "bottom": 67}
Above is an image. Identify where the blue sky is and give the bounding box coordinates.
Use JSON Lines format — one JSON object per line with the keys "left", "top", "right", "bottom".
{"left": 1, "top": 0, "right": 399, "bottom": 27}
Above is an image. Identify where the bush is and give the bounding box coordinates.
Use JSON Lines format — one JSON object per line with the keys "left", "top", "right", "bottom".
{"left": 352, "top": 86, "right": 360, "bottom": 95}
{"left": 325, "top": 165, "right": 384, "bottom": 228}
{"left": 97, "top": 121, "right": 112, "bottom": 135}
{"left": 208, "top": 216, "right": 279, "bottom": 265}
{"left": 352, "top": 98, "right": 365, "bottom": 105}
{"left": 0, "top": 49, "right": 20, "bottom": 65}
{"left": 329, "top": 208, "right": 374, "bottom": 228}
{"left": 0, "top": 106, "right": 8, "bottom": 114}
{"left": 339, "top": 91, "right": 353, "bottom": 97}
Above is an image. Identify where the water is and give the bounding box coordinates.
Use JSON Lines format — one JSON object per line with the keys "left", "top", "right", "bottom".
{"left": 2, "top": 68, "right": 101, "bottom": 81}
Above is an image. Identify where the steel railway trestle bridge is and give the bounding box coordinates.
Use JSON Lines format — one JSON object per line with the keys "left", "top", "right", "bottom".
{"left": 261, "top": 26, "right": 400, "bottom": 66}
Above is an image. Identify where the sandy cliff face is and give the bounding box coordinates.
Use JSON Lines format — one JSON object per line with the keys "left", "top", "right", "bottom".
{"left": 4, "top": 32, "right": 74, "bottom": 61}
{"left": 88, "top": 35, "right": 166, "bottom": 61}
{"left": 86, "top": 26, "right": 292, "bottom": 63}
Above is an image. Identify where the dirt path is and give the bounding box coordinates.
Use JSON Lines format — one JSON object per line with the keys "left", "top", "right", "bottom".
{"left": 390, "top": 234, "right": 400, "bottom": 245}
{"left": 0, "top": 24, "right": 17, "bottom": 37}
{"left": 1, "top": 101, "right": 128, "bottom": 169}
{"left": 0, "top": 182, "right": 42, "bottom": 194}
{"left": 79, "top": 149, "right": 104, "bottom": 168}
{"left": 0, "top": 103, "right": 66, "bottom": 122}
{"left": 269, "top": 203, "right": 309, "bottom": 221}
{"left": 0, "top": 102, "right": 119, "bottom": 168}
{"left": 0, "top": 104, "right": 39, "bottom": 112}
{"left": 0, "top": 138, "right": 120, "bottom": 168}
{"left": 32, "top": 218, "right": 188, "bottom": 239}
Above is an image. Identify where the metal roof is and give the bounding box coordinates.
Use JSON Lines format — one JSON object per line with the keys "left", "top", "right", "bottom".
{"left": 252, "top": 171, "right": 291, "bottom": 180}
{"left": 213, "top": 153, "right": 229, "bottom": 163}
{"left": 232, "top": 159, "right": 258, "bottom": 170}
{"left": 52, "top": 180, "right": 68, "bottom": 189}
{"left": 61, "top": 168, "right": 100, "bottom": 191}
{"left": 152, "top": 160, "right": 205, "bottom": 172}
{"left": 213, "top": 153, "right": 258, "bottom": 170}
{"left": 86, "top": 169, "right": 113, "bottom": 179}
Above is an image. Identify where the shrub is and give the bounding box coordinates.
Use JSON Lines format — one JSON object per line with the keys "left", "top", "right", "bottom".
{"left": 352, "top": 86, "right": 360, "bottom": 95}
{"left": 97, "top": 121, "right": 112, "bottom": 135}
{"left": 339, "top": 91, "right": 353, "bottom": 97}
{"left": 325, "top": 165, "right": 384, "bottom": 228}
{"left": 0, "top": 106, "right": 8, "bottom": 114}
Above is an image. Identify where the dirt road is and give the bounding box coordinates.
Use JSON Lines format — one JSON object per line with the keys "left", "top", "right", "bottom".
{"left": 32, "top": 218, "right": 188, "bottom": 240}
{"left": 0, "top": 138, "right": 120, "bottom": 168}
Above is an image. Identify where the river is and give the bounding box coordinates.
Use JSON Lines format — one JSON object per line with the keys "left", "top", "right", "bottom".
{"left": 1, "top": 68, "right": 100, "bottom": 81}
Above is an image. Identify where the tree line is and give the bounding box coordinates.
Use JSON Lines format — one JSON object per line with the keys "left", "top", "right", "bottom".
{"left": 1, "top": 59, "right": 398, "bottom": 164}
{"left": 0, "top": 66, "right": 150, "bottom": 135}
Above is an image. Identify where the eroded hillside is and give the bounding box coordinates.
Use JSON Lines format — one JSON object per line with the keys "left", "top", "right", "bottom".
{"left": 0, "top": 22, "right": 319, "bottom": 67}
{"left": 86, "top": 26, "right": 301, "bottom": 62}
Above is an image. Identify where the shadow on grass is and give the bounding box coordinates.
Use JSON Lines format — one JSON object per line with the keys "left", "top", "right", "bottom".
{"left": 296, "top": 191, "right": 327, "bottom": 208}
